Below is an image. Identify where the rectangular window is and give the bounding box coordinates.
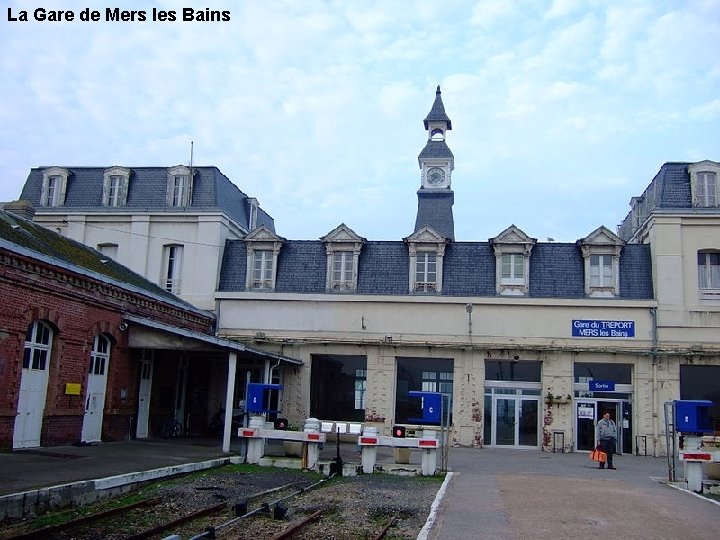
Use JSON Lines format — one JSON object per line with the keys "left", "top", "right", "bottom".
{"left": 252, "top": 250, "right": 274, "bottom": 289}
{"left": 46, "top": 175, "right": 61, "bottom": 206}
{"left": 589, "top": 254, "right": 613, "bottom": 287}
{"left": 698, "top": 252, "right": 720, "bottom": 292}
{"left": 415, "top": 252, "right": 437, "bottom": 292}
{"left": 697, "top": 172, "right": 717, "bottom": 207}
{"left": 331, "top": 251, "right": 354, "bottom": 290}
{"left": 97, "top": 244, "right": 118, "bottom": 259}
{"left": 310, "top": 355, "right": 367, "bottom": 421}
{"left": 171, "top": 175, "right": 189, "bottom": 207}
{"left": 355, "top": 369, "right": 367, "bottom": 410}
{"left": 107, "top": 175, "right": 123, "bottom": 207}
{"left": 501, "top": 253, "right": 524, "bottom": 282}
{"left": 396, "top": 357, "right": 453, "bottom": 424}
{"left": 163, "top": 245, "right": 183, "bottom": 294}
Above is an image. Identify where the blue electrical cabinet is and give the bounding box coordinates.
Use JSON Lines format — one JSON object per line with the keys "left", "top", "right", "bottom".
{"left": 407, "top": 391, "right": 442, "bottom": 424}
{"left": 674, "top": 400, "right": 713, "bottom": 433}
{"left": 246, "top": 383, "right": 283, "bottom": 414}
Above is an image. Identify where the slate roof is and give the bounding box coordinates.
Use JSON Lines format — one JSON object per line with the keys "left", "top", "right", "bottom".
{"left": 0, "top": 209, "right": 205, "bottom": 314}
{"left": 414, "top": 190, "right": 455, "bottom": 240}
{"left": 423, "top": 86, "right": 452, "bottom": 129}
{"left": 218, "top": 239, "right": 654, "bottom": 299}
{"left": 19, "top": 166, "right": 274, "bottom": 232}
{"left": 418, "top": 140, "right": 454, "bottom": 160}
{"left": 618, "top": 162, "right": 694, "bottom": 240}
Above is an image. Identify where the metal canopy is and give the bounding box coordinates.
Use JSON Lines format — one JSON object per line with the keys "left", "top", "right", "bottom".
{"left": 122, "top": 313, "right": 303, "bottom": 366}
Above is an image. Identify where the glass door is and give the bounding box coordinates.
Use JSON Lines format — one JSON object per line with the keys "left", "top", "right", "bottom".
{"left": 493, "top": 396, "right": 540, "bottom": 448}
{"left": 496, "top": 398, "right": 516, "bottom": 445}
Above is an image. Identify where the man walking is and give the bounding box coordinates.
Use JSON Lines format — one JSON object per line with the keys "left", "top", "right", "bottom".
{"left": 596, "top": 410, "right": 618, "bottom": 470}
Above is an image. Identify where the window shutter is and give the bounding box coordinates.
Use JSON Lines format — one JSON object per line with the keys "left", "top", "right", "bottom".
{"left": 186, "top": 174, "right": 193, "bottom": 206}
{"left": 40, "top": 176, "right": 49, "bottom": 206}
{"left": 120, "top": 176, "right": 129, "bottom": 206}
{"left": 58, "top": 176, "right": 68, "bottom": 206}
{"left": 166, "top": 175, "right": 174, "bottom": 205}
{"left": 101, "top": 175, "right": 110, "bottom": 206}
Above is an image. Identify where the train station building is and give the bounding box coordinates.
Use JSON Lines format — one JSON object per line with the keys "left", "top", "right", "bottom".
{"left": 4, "top": 88, "right": 719, "bottom": 456}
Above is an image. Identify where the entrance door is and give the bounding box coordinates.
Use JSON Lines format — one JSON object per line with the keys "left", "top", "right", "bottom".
{"left": 81, "top": 335, "right": 110, "bottom": 443}
{"left": 13, "top": 321, "right": 53, "bottom": 449}
{"left": 493, "top": 396, "right": 539, "bottom": 447}
{"left": 136, "top": 351, "right": 154, "bottom": 439}
{"left": 576, "top": 400, "right": 625, "bottom": 452}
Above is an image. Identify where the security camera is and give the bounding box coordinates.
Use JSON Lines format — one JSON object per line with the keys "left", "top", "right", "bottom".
{"left": 118, "top": 322, "right": 128, "bottom": 331}
{"left": 513, "top": 355, "right": 520, "bottom": 360}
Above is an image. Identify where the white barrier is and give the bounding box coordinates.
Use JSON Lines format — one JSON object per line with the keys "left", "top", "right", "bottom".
{"left": 358, "top": 427, "right": 439, "bottom": 475}
{"left": 678, "top": 434, "right": 720, "bottom": 492}
{"left": 238, "top": 416, "right": 327, "bottom": 469}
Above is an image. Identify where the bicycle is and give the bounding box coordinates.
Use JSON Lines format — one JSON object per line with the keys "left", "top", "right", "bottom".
{"left": 160, "top": 414, "right": 183, "bottom": 438}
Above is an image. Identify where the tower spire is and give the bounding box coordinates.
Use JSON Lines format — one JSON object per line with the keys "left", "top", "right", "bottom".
{"left": 414, "top": 86, "right": 455, "bottom": 240}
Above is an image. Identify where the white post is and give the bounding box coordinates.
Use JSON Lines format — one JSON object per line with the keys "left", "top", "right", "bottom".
{"left": 222, "top": 352, "right": 237, "bottom": 453}
{"left": 421, "top": 429, "right": 438, "bottom": 476}
{"left": 360, "top": 426, "right": 378, "bottom": 474}
{"left": 246, "top": 415, "right": 266, "bottom": 464}
{"left": 304, "top": 418, "right": 321, "bottom": 469}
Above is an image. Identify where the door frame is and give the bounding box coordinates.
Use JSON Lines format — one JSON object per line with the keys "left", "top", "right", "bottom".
{"left": 575, "top": 398, "right": 626, "bottom": 453}
{"left": 81, "top": 335, "right": 111, "bottom": 443}
{"left": 490, "top": 393, "right": 541, "bottom": 449}
{"left": 136, "top": 350, "right": 154, "bottom": 439}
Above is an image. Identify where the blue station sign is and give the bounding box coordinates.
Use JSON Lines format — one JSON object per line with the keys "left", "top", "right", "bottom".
{"left": 589, "top": 380, "right": 616, "bottom": 392}
{"left": 572, "top": 320, "right": 635, "bottom": 338}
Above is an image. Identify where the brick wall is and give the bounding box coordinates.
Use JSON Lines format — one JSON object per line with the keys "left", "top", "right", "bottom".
{"left": 0, "top": 249, "right": 214, "bottom": 448}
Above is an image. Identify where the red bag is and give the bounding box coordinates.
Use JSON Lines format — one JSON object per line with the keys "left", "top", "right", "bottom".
{"left": 590, "top": 449, "right": 607, "bottom": 463}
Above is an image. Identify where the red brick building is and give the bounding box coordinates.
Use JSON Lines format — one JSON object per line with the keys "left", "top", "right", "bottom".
{"left": 0, "top": 202, "right": 300, "bottom": 450}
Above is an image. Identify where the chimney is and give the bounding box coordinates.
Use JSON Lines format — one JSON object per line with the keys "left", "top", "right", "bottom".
{"left": 2, "top": 200, "right": 36, "bottom": 220}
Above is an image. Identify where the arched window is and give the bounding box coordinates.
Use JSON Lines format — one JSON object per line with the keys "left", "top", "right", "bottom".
{"left": 23, "top": 321, "right": 53, "bottom": 370}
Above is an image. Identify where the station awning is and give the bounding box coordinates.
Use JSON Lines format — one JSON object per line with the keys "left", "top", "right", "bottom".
{"left": 122, "top": 313, "right": 303, "bottom": 366}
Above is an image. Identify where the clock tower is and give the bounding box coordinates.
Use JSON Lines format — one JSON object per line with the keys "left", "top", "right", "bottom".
{"left": 414, "top": 86, "right": 455, "bottom": 240}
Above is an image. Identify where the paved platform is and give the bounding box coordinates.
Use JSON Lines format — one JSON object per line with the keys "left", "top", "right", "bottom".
{"left": 2, "top": 439, "right": 720, "bottom": 539}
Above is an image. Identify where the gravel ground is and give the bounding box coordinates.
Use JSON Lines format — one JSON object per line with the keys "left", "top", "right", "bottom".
{"left": 0, "top": 465, "right": 443, "bottom": 540}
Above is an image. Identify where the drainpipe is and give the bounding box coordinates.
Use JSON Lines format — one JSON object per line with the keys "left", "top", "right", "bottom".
{"left": 268, "top": 358, "right": 282, "bottom": 383}
{"left": 650, "top": 307, "right": 659, "bottom": 457}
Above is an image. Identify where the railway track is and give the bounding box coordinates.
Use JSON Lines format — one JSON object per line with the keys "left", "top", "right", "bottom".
{"left": 2, "top": 467, "right": 429, "bottom": 540}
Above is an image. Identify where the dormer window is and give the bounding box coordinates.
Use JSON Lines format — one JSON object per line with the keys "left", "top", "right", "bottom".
{"left": 578, "top": 226, "right": 624, "bottom": 298}
{"left": 405, "top": 226, "right": 447, "bottom": 294}
{"left": 589, "top": 255, "right": 613, "bottom": 287}
{"left": 321, "top": 224, "right": 364, "bottom": 292}
{"left": 251, "top": 250, "right": 274, "bottom": 289}
{"left": 415, "top": 252, "right": 437, "bottom": 292}
{"left": 166, "top": 165, "right": 193, "bottom": 207}
{"left": 40, "top": 167, "right": 70, "bottom": 207}
{"left": 491, "top": 225, "right": 536, "bottom": 296}
{"left": 501, "top": 254, "right": 524, "bottom": 283}
{"left": 102, "top": 167, "right": 130, "bottom": 207}
{"left": 689, "top": 161, "right": 720, "bottom": 208}
{"left": 244, "top": 225, "right": 284, "bottom": 291}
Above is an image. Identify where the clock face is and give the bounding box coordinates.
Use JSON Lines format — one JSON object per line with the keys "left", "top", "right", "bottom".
{"left": 427, "top": 167, "right": 445, "bottom": 186}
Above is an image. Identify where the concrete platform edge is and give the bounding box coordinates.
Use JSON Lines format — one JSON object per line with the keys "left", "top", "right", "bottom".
{"left": 0, "top": 457, "right": 232, "bottom": 519}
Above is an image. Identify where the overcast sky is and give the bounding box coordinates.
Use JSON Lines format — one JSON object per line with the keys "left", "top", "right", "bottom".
{"left": 1, "top": 0, "right": 718, "bottom": 242}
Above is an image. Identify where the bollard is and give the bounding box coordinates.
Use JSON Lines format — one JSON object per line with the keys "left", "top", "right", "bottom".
{"left": 359, "top": 426, "right": 379, "bottom": 474}
{"left": 304, "top": 417, "right": 322, "bottom": 469}
{"left": 420, "top": 429, "right": 438, "bottom": 476}
{"left": 245, "top": 415, "right": 265, "bottom": 464}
